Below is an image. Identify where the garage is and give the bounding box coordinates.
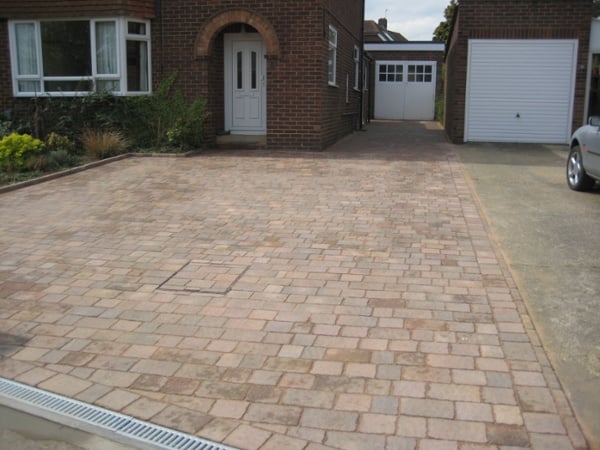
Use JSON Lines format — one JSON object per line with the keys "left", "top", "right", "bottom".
{"left": 374, "top": 61, "right": 437, "bottom": 120}
{"left": 465, "top": 40, "right": 578, "bottom": 144}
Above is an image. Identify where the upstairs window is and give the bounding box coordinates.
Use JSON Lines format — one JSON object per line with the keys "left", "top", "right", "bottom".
{"left": 328, "top": 25, "right": 337, "bottom": 86}
{"left": 9, "top": 18, "right": 151, "bottom": 96}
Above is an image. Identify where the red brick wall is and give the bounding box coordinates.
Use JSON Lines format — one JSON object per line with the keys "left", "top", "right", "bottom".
{"left": 0, "top": 0, "right": 154, "bottom": 19}
{"left": 366, "top": 49, "right": 444, "bottom": 121}
{"left": 444, "top": 0, "right": 592, "bottom": 144}
{"left": 444, "top": 11, "right": 461, "bottom": 142}
{"left": 320, "top": 0, "right": 364, "bottom": 149}
{"left": 0, "top": 20, "right": 11, "bottom": 118}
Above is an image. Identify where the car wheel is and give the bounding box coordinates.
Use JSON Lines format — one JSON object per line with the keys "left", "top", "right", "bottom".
{"left": 567, "top": 145, "right": 595, "bottom": 191}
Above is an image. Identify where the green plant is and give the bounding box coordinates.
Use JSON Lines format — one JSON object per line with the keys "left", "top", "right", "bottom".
{"left": 81, "top": 129, "right": 129, "bottom": 159}
{"left": 121, "top": 72, "right": 207, "bottom": 150}
{"left": 0, "top": 120, "right": 13, "bottom": 138}
{"left": 9, "top": 73, "right": 207, "bottom": 154}
{"left": 435, "top": 64, "right": 446, "bottom": 123}
{"left": 35, "top": 92, "right": 125, "bottom": 143}
{"left": 166, "top": 97, "right": 208, "bottom": 150}
{"left": 31, "top": 149, "right": 79, "bottom": 172}
{"left": 45, "top": 132, "right": 77, "bottom": 156}
{"left": 0, "top": 133, "right": 45, "bottom": 172}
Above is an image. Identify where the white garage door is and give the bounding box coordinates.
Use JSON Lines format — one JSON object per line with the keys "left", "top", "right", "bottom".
{"left": 465, "top": 40, "right": 578, "bottom": 144}
{"left": 374, "top": 61, "right": 437, "bottom": 120}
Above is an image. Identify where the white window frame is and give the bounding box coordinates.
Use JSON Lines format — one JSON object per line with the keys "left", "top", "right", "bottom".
{"left": 353, "top": 45, "right": 360, "bottom": 90}
{"left": 407, "top": 64, "right": 433, "bottom": 83}
{"left": 378, "top": 63, "right": 404, "bottom": 83}
{"left": 8, "top": 17, "right": 151, "bottom": 97}
{"left": 328, "top": 25, "right": 337, "bottom": 86}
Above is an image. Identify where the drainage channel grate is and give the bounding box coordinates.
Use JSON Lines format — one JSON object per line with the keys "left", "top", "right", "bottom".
{"left": 0, "top": 377, "right": 238, "bottom": 450}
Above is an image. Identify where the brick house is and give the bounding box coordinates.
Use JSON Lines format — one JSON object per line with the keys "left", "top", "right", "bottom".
{"left": 0, "top": 0, "right": 365, "bottom": 150}
{"left": 364, "top": 18, "right": 408, "bottom": 43}
{"left": 444, "top": 0, "right": 592, "bottom": 144}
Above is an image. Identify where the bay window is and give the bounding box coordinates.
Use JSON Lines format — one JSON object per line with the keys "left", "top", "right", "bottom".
{"left": 9, "top": 18, "right": 151, "bottom": 96}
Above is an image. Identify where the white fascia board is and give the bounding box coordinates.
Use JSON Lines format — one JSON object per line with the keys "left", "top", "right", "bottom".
{"left": 364, "top": 43, "right": 445, "bottom": 52}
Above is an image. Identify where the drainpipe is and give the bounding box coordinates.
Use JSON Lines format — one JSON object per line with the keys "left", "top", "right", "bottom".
{"left": 154, "top": 0, "right": 164, "bottom": 79}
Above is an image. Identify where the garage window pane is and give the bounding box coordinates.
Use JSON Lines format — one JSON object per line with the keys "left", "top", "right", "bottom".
{"left": 407, "top": 64, "right": 432, "bottom": 83}
{"left": 379, "top": 64, "right": 403, "bottom": 83}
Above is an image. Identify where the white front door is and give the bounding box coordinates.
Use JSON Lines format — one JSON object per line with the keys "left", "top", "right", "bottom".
{"left": 224, "top": 34, "right": 266, "bottom": 134}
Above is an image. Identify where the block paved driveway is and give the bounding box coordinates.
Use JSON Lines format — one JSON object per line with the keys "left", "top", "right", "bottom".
{"left": 0, "top": 122, "right": 587, "bottom": 449}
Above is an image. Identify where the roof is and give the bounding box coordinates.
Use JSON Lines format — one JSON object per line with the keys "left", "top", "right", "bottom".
{"left": 364, "top": 19, "right": 408, "bottom": 43}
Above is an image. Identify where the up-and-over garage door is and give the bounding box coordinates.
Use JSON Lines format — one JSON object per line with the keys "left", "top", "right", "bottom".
{"left": 465, "top": 40, "right": 578, "bottom": 144}
{"left": 374, "top": 61, "right": 437, "bottom": 120}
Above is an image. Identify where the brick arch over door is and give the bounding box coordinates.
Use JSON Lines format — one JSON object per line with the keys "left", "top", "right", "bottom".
{"left": 195, "top": 9, "right": 280, "bottom": 57}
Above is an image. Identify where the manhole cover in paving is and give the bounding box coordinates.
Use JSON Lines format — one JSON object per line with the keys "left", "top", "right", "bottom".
{"left": 159, "top": 261, "right": 248, "bottom": 294}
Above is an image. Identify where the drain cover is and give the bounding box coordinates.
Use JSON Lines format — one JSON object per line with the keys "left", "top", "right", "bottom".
{"left": 159, "top": 261, "right": 248, "bottom": 294}
{"left": 0, "top": 377, "right": 238, "bottom": 450}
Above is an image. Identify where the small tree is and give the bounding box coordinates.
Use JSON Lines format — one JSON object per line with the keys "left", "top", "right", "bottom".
{"left": 433, "top": 0, "right": 458, "bottom": 43}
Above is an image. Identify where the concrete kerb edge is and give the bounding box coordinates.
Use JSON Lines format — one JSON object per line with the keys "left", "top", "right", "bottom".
{"left": 0, "top": 150, "right": 201, "bottom": 195}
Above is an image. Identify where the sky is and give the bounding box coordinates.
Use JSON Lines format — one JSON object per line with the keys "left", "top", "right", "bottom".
{"left": 365, "top": 0, "right": 450, "bottom": 42}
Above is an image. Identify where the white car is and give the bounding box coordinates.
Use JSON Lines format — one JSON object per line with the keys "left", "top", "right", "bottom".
{"left": 567, "top": 117, "right": 600, "bottom": 191}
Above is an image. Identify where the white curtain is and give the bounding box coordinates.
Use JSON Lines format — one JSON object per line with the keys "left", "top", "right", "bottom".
{"left": 14, "top": 22, "right": 40, "bottom": 92}
{"left": 15, "top": 23, "right": 37, "bottom": 75}
{"left": 96, "top": 21, "right": 117, "bottom": 75}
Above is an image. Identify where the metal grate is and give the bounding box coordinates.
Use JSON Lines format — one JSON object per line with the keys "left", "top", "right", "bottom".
{"left": 0, "top": 377, "right": 238, "bottom": 450}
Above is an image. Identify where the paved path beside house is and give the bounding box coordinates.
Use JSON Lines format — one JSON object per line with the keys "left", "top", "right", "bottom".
{"left": 0, "top": 121, "right": 590, "bottom": 449}
{"left": 454, "top": 142, "right": 600, "bottom": 448}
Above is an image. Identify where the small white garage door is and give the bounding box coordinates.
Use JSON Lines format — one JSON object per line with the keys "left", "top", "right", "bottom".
{"left": 465, "top": 39, "right": 578, "bottom": 144}
{"left": 374, "top": 61, "right": 437, "bottom": 120}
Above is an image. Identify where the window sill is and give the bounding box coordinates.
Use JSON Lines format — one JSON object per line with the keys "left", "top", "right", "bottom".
{"left": 328, "top": 82, "right": 339, "bottom": 88}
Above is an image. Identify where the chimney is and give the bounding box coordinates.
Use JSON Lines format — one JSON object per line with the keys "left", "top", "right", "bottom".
{"left": 378, "top": 18, "right": 388, "bottom": 30}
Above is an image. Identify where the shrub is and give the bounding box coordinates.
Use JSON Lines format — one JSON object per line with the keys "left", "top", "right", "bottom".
{"left": 81, "top": 129, "right": 128, "bottom": 159}
{"left": 0, "top": 121, "right": 12, "bottom": 138}
{"left": 10, "top": 73, "right": 207, "bottom": 153}
{"left": 30, "top": 149, "right": 80, "bottom": 172}
{"left": 31, "top": 93, "right": 125, "bottom": 143}
{"left": 27, "top": 133, "right": 80, "bottom": 172}
{"left": 121, "top": 72, "right": 207, "bottom": 150}
{"left": 166, "top": 97, "right": 208, "bottom": 150}
{"left": 45, "top": 132, "right": 77, "bottom": 156}
{"left": 0, "top": 133, "right": 45, "bottom": 172}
